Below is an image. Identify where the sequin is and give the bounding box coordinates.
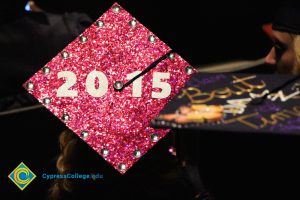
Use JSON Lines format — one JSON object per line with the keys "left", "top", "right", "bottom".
{"left": 43, "top": 98, "right": 51, "bottom": 105}
{"left": 81, "top": 131, "right": 89, "bottom": 139}
{"left": 42, "top": 66, "right": 51, "bottom": 74}
{"left": 96, "top": 20, "right": 104, "bottom": 27}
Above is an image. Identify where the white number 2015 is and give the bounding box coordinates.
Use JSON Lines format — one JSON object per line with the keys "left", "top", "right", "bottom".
{"left": 56, "top": 71, "right": 171, "bottom": 99}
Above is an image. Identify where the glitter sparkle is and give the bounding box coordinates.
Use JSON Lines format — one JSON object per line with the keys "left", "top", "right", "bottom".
{"left": 23, "top": 3, "right": 194, "bottom": 174}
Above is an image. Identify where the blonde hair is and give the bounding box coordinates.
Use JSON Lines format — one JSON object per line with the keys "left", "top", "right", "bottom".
{"left": 47, "top": 129, "right": 102, "bottom": 199}
{"left": 47, "top": 130, "right": 78, "bottom": 200}
{"left": 293, "top": 35, "right": 300, "bottom": 75}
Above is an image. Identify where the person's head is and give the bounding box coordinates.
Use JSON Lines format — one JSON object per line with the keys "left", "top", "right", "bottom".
{"left": 265, "top": 2, "right": 300, "bottom": 75}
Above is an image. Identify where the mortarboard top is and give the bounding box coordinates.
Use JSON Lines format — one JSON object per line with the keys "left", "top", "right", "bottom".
{"left": 23, "top": 2, "right": 194, "bottom": 174}
{"left": 151, "top": 72, "right": 300, "bottom": 135}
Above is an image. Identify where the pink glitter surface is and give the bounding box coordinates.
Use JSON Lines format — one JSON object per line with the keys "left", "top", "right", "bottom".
{"left": 24, "top": 3, "right": 194, "bottom": 173}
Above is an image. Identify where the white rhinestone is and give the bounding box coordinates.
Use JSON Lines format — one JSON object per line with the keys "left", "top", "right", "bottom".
{"left": 80, "top": 35, "right": 88, "bottom": 43}
{"left": 133, "top": 150, "right": 141, "bottom": 158}
{"left": 118, "top": 163, "right": 126, "bottom": 171}
{"left": 112, "top": 5, "right": 120, "bottom": 13}
{"left": 100, "top": 148, "right": 109, "bottom": 157}
{"left": 96, "top": 20, "right": 104, "bottom": 27}
{"left": 129, "top": 19, "right": 137, "bottom": 28}
{"left": 62, "top": 114, "right": 70, "bottom": 121}
{"left": 61, "top": 51, "right": 69, "bottom": 59}
{"left": 148, "top": 35, "right": 156, "bottom": 43}
{"left": 26, "top": 82, "right": 34, "bottom": 90}
{"left": 81, "top": 131, "right": 89, "bottom": 139}
{"left": 168, "top": 53, "right": 175, "bottom": 60}
{"left": 43, "top": 98, "right": 51, "bottom": 105}
{"left": 185, "top": 66, "right": 194, "bottom": 75}
{"left": 42, "top": 66, "right": 51, "bottom": 74}
{"left": 151, "top": 133, "right": 159, "bottom": 142}
{"left": 114, "top": 81, "right": 124, "bottom": 90}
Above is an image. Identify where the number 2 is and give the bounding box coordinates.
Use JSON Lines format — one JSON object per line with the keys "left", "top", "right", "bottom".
{"left": 57, "top": 71, "right": 78, "bottom": 97}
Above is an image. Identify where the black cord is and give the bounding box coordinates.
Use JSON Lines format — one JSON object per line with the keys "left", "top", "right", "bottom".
{"left": 116, "top": 50, "right": 174, "bottom": 91}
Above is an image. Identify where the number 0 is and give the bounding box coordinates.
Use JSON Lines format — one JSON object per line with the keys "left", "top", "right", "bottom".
{"left": 86, "top": 71, "right": 108, "bottom": 97}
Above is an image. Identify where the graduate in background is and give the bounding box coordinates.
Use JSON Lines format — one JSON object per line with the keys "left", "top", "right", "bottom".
{"left": 265, "top": 1, "right": 300, "bottom": 75}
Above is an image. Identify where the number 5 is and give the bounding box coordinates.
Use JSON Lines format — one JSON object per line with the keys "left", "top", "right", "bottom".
{"left": 152, "top": 72, "right": 171, "bottom": 99}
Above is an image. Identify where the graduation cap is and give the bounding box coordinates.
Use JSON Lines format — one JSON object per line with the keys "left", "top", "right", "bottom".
{"left": 23, "top": 3, "right": 194, "bottom": 173}
{"left": 151, "top": 72, "right": 300, "bottom": 135}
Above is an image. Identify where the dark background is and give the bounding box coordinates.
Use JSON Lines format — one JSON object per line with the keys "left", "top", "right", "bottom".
{"left": 2, "top": 0, "right": 300, "bottom": 200}
{"left": 36, "top": 0, "right": 276, "bottom": 64}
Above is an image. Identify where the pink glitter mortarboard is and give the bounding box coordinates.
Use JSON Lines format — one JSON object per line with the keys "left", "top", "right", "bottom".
{"left": 23, "top": 2, "right": 195, "bottom": 173}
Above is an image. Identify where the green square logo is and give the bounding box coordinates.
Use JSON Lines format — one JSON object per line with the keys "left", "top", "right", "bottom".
{"left": 8, "top": 162, "right": 36, "bottom": 190}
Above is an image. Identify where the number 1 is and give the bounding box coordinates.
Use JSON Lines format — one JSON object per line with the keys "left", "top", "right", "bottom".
{"left": 126, "top": 71, "right": 143, "bottom": 97}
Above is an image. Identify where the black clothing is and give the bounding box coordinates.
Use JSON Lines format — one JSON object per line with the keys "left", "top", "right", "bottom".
{"left": 0, "top": 11, "right": 92, "bottom": 97}
{"left": 272, "top": 1, "right": 300, "bottom": 35}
